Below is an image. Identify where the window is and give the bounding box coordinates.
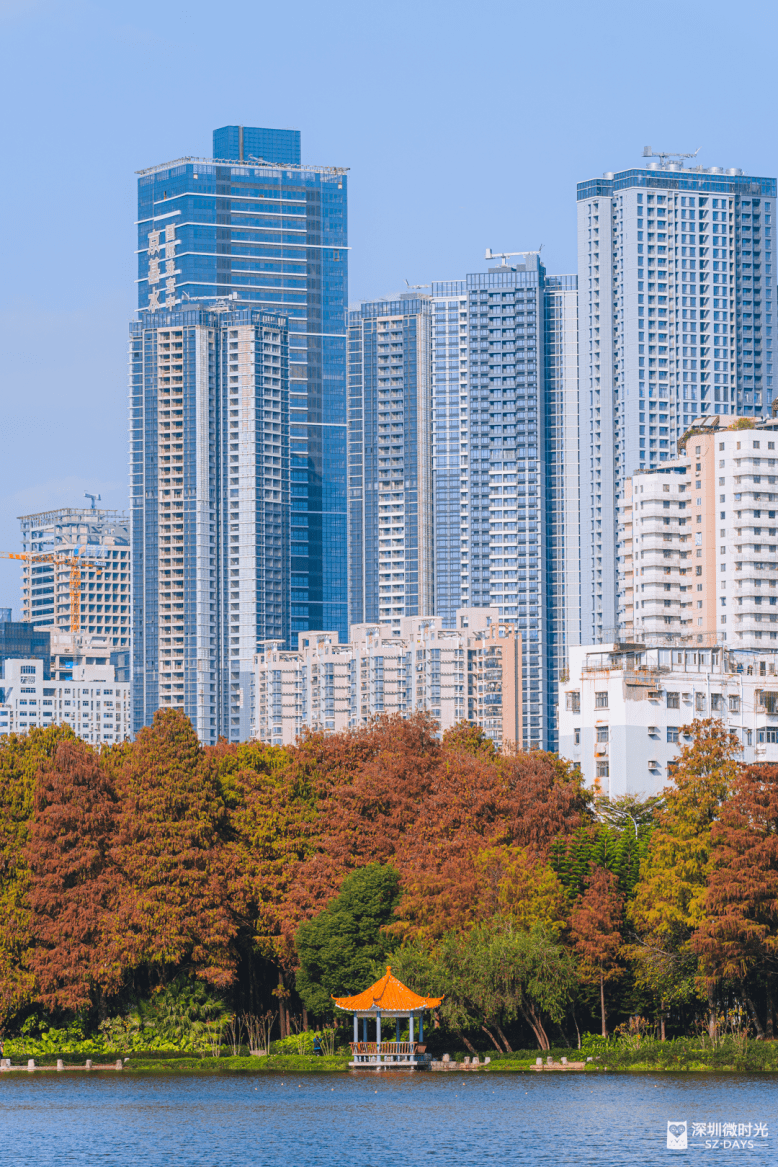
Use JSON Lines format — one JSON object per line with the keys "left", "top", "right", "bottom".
{"left": 729, "top": 694, "right": 740, "bottom": 713}
{"left": 758, "top": 728, "right": 778, "bottom": 743}
{"left": 711, "top": 693, "right": 724, "bottom": 711}
{"left": 695, "top": 693, "right": 706, "bottom": 712}
{"left": 596, "top": 761, "right": 609, "bottom": 778}
{"left": 596, "top": 726, "right": 609, "bottom": 742}
{"left": 595, "top": 691, "right": 608, "bottom": 709}
{"left": 666, "top": 692, "right": 680, "bottom": 709}
{"left": 566, "top": 691, "right": 580, "bottom": 712}
{"left": 761, "top": 692, "right": 778, "bottom": 714}
{"left": 574, "top": 728, "right": 580, "bottom": 745}
{"left": 667, "top": 727, "right": 679, "bottom": 743}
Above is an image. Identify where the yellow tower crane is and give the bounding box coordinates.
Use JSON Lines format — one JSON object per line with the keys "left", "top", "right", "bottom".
{"left": 1, "top": 551, "right": 104, "bottom": 633}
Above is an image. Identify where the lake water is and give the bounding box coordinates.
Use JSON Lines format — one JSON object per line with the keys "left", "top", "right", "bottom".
{"left": 3, "top": 1070, "right": 776, "bottom": 1164}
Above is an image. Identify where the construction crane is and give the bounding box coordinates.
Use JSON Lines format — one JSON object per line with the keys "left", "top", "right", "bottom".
{"left": 1, "top": 551, "right": 104, "bottom": 633}
{"left": 485, "top": 247, "right": 543, "bottom": 266}
{"left": 642, "top": 146, "right": 700, "bottom": 169}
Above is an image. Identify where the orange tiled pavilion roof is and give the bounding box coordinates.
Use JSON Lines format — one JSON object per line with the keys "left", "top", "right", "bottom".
{"left": 332, "top": 966, "right": 443, "bottom": 1012}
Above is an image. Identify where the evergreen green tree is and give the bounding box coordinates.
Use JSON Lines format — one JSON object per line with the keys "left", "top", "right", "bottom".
{"left": 295, "top": 864, "right": 400, "bottom": 1018}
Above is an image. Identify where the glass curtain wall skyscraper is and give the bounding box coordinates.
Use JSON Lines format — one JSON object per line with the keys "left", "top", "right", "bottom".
{"left": 132, "top": 126, "right": 347, "bottom": 740}
{"left": 348, "top": 256, "right": 579, "bottom": 750}
{"left": 577, "top": 158, "right": 777, "bottom": 642}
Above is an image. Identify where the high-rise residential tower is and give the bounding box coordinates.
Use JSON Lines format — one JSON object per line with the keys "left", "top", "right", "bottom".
{"left": 132, "top": 126, "right": 348, "bottom": 740}
{"left": 348, "top": 256, "right": 579, "bottom": 750}
{"left": 347, "top": 296, "right": 433, "bottom": 632}
{"left": 130, "top": 304, "right": 289, "bottom": 743}
{"left": 577, "top": 157, "right": 777, "bottom": 643}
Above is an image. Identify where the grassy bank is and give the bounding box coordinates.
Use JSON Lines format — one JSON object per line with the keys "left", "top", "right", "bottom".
{"left": 478, "top": 1036, "right": 778, "bottom": 1074}
{"left": 124, "top": 1054, "right": 350, "bottom": 1074}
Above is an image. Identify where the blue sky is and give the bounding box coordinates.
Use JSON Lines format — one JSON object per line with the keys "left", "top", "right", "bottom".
{"left": 1, "top": 0, "right": 775, "bottom": 611}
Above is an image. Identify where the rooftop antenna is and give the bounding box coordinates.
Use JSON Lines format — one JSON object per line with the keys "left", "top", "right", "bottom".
{"left": 84, "top": 492, "right": 101, "bottom": 510}
{"left": 642, "top": 146, "right": 701, "bottom": 169}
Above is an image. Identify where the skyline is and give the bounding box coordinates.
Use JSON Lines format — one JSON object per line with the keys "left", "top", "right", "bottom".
{"left": 2, "top": 0, "right": 777, "bottom": 612}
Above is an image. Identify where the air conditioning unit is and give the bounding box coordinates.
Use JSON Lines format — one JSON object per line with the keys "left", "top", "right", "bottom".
{"left": 647, "top": 726, "right": 659, "bottom": 735}
{"left": 647, "top": 759, "right": 659, "bottom": 769}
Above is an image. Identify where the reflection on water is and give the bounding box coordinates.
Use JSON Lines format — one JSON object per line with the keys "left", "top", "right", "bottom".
{"left": 1, "top": 1070, "right": 776, "bottom": 1165}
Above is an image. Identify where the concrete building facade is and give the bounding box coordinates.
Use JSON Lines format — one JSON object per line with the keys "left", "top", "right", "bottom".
{"left": 560, "top": 640, "right": 778, "bottom": 797}
{"left": 252, "top": 607, "right": 521, "bottom": 751}
{"left": 619, "top": 415, "right": 778, "bottom": 655}
{"left": 0, "top": 656, "right": 130, "bottom": 745}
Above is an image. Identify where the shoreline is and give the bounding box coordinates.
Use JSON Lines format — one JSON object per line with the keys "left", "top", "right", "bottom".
{"left": 2, "top": 1055, "right": 777, "bottom": 1076}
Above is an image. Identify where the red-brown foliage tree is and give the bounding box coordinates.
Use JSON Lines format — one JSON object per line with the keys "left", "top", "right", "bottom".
{"left": 26, "top": 738, "right": 119, "bottom": 1012}
{"left": 0, "top": 725, "right": 76, "bottom": 1024}
{"left": 283, "top": 714, "right": 589, "bottom": 944}
{"left": 570, "top": 865, "right": 624, "bottom": 1038}
{"left": 107, "top": 709, "right": 235, "bottom": 987}
{"left": 695, "top": 762, "right": 778, "bottom": 1036}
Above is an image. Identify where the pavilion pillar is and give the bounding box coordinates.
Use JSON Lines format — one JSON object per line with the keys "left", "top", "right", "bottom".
{"left": 377, "top": 1012, "right": 382, "bottom": 1062}
{"left": 419, "top": 1014, "right": 424, "bottom": 1042}
{"left": 396, "top": 1018, "right": 400, "bottom": 1042}
{"left": 353, "top": 1015, "right": 358, "bottom": 1043}
{"left": 409, "top": 1013, "right": 415, "bottom": 1046}
{"left": 362, "top": 1017, "right": 367, "bottom": 1042}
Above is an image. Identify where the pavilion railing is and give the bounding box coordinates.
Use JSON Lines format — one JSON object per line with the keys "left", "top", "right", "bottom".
{"left": 349, "top": 1042, "right": 420, "bottom": 1056}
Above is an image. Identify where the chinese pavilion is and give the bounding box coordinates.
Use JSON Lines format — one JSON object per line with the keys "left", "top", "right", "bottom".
{"left": 333, "top": 966, "right": 443, "bottom": 1070}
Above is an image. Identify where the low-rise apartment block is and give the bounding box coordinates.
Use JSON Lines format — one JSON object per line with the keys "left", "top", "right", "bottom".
{"left": 253, "top": 607, "right": 522, "bottom": 751}
{"left": 0, "top": 657, "right": 130, "bottom": 745}
{"left": 559, "top": 641, "right": 778, "bottom": 797}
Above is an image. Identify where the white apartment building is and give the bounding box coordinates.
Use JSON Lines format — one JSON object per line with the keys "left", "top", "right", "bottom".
{"left": 252, "top": 607, "right": 522, "bottom": 751}
{"left": 619, "top": 415, "right": 778, "bottom": 652}
{"left": 0, "top": 657, "right": 130, "bottom": 745}
{"left": 577, "top": 155, "right": 776, "bottom": 644}
{"left": 559, "top": 642, "right": 778, "bottom": 798}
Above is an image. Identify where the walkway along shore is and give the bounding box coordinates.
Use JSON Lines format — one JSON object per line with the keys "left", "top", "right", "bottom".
{"left": 1, "top": 1059, "right": 124, "bottom": 1072}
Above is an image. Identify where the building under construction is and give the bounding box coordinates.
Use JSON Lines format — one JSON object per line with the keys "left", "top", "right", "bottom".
{"left": 17, "top": 506, "right": 130, "bottom": 680}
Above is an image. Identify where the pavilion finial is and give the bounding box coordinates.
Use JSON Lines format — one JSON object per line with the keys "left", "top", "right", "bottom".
{"left": 386, "top": 965, "right": 391, "bottom": 973}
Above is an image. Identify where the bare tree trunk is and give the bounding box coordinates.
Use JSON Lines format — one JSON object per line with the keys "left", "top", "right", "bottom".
{"left": 277, "top": 973, "right": 288, "bottom": 1039}
{"left": 660, "top": 1001, "right": 666, "bottom": 1042}
{"left": 456, "top": 1029, "right": 477, "bottom": 1055}
{"left": 302, "top": 1007, "right": 308, "bottom": 1032}
{"left": 707, "top": 982, "right": 717, "bottom": 1042}
{"left": 600, "top": 975, "right": 607, "bottom": 1039}
{"left": 494, "top": 1023, "right": 513, "bottom": 1053}
{"left": 766, "top": 981, "right": 775, "bottom": 1041}
{"left": 745, "top": 995, "right": 765, "bottom": 1039}
{"left": 480, "top": 1025, "right": 502, "bottom": 1052}
{"left": 571, "top": 1008, "right": 581, "bottom": 1051}
{"left": 519, "top": 1003, "right": 549, "bottom": 1051}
